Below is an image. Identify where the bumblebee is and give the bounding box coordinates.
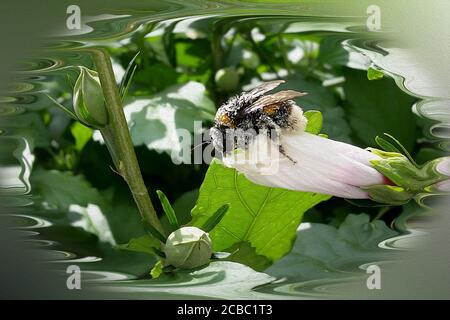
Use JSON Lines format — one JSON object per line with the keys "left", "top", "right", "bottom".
{"left": 210, "top": 80, "right": 307, "bottom": 163}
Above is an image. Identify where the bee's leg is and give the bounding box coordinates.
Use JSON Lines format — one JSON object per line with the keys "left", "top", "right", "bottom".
{"left": 278, "top": 145, "right": 297, "bottom": 164}
{"left": 258, "top": 114, "right": 296, "bottom": 164}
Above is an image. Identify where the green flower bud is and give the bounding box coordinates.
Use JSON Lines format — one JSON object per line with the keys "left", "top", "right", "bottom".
{"left": 365, "top": 148, "right": 449, "bottom": 204}
{"left": 364, "top": 184, "right": 414, "bottom": 205}
{"left": 368, "top": 149, "right": 447, "bottom": 192}
{"left": 73, "top": 66, "right": 108, "bottom": 128}
{"left": 215, "top": 67, "right": 240, "bottom": 92}
{"left": 242, "top": 50, "right": 260, "bottom": 69}
{"left": 164, "top": 226, "right": 212, "bottom": 269}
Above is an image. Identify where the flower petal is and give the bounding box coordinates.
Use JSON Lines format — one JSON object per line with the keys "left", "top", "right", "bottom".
{"left": 223, "top": 132, "right": 385, "bottom": 199}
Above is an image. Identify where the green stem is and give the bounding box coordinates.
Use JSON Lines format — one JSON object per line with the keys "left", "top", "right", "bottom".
{"left": 90, "top": 48, "right": 165, "bottom": 236}
{"left": 373, "top": 206, "right": 391, "bottom": 221}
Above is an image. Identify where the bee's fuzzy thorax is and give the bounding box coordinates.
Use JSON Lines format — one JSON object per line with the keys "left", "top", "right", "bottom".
{"left": 284, "top": 103, "right": 307, "bottom": 134}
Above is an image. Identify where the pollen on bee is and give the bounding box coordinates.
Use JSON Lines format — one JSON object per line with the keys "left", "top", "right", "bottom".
{"left": 262, "top": 104, "right": 279, "bottom": 116}
{"left": 216, "top": 112, "right": 235, "bottom": 128}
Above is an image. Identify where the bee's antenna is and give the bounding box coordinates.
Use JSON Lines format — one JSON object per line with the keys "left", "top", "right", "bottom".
{"left": 191, "top": 140, "right": 211, "bottom": 152}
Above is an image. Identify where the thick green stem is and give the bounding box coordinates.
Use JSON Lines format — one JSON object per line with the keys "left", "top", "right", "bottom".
{"left": 90, "top": 48, "right": 165, "bottom": 236}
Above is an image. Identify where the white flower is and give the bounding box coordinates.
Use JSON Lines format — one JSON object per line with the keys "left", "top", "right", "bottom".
{"left": 433, "top": 158, "right": 450, "bottom": 192}
{"left": 222, "top": 127, "right": 385, "bottom": 199}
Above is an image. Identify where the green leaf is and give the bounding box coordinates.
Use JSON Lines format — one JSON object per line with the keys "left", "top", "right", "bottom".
{"left": 133, "top": 63, "right": 180, "bottom": 93}
{"left": 0, "top": 113, "right": 50, "bottom": 149}
{"left": 364, "top": 184, "right": 413, "bottom": 205}
{"left": 119, "top": 51, "right": 140, "bottom": 100}
{"left": 375, "top": 135, "right": 400, "bottom": 153}
{"left": 161, "top": 189, "right": 198, "bottom": 232}
{"left": 156, "top": 190, "right": 179, "bottom": 229}
{"left": 173, "top": 189, "right": 198, "bottom": 224}
{"left": 30, "top": 167, "right": 100, "bottom": 211}
{"left": 44, "top": 93, "right": 77, "bottom": 120}
{"left": 175, "top": 39, "right": 211, "bottom": 68}
{"left": 201, "top": 204, "right": 230, "bottom": 232}
{"left": 145, "top": 222, "right": 168, "bottom": 244}
{"left": 70, "top": 203, "right": 116, "bottom": 245}
{"left": 317, "top": 35, "right": 349, "bottom": 66}
{"left": 150, "top": 261, "right": 164, "bottom": 278}
{"left": 380, "top": 133, "right": 417, "bottom": 166}
{"left": 304, "top": 110, "right": 323, "bottom": 134}
{"left": 191, "top": 160, "right": 330, "bottom": 269}
{"left": 367, "top": 67, "right": 384, "bottom": 80}
{"left": 224, "top": 242, "right": 272, "bottom": 271}
{"left": 343, "top": 68, "right": 417, "bottom": 152}
{"left": 70, "top": 122, "right": 93, "bottom": 152}
{"left": 125, "top": 81, "right": 215, "bottom": 159}
{"left": 266, "top": 214, "right": 398, "bottom": 281}
{"left": 101, "top": 186, "right": 147, "bottom": 244}
{"left": 117, "top": 234, "right": 160, "bottom": 255}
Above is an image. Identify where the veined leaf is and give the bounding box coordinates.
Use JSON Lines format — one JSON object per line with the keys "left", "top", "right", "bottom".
{"left": 191, "top": 160, "right": 330, "bottom": 268}
{"left": 30, "top": 167, "right": 100, "bottom": 211}
{"left": 267, "top": 214, "right": 398, "bottom": 281}
{"left": 117, "top": 234, "right": 161, "bottom": 256}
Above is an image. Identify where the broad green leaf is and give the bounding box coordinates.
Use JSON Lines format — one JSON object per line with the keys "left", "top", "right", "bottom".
{"left": 70, "top": 203, "right": 116, "bottom": 245}
{"left": 30, "top": 167, "right": 100, "bottom": 211}
{"left": 317, "top": 35, "right": 349, "bottom": 66}
{"left": 0, "top": 113, "right": 50, "bottom": 149}
{"left": 175, "top": 39, "right": 211, "bottom": 68}
{"left": 224, "top": 242, "right": 272, "bottom": 271}
{"left": 133, "top": 63, "right": 180, "bottom": 93}
{"left": 304, "top": 110, "right": 323, "bottom": 134}
{"left": 30, "top": 169, "right": 148, "bottom": 245}
{"left": 101, "top": 186, "right": 146, "bottom": 244}
{"left": 124, "top": 81, "right": 215, "bottom": 159}
{"left": 267, "top": 213, "right": 398, "bottom": 281}
{"left": 70, "top": 122, "right": 92, "bottom": 152}
{"left": 343, "top": 68, "right": 417, "bottom": 152}
{"left": 117, "top": 234, "right": 160, "bottom": 255}
{"left": 191, "top": 160, "right": 330, "bottom": 268}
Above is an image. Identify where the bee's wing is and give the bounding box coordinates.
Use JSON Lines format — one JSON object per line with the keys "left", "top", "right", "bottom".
{"left": 243, "top": 90, "right": 307, "bottom": 114}
{"left": 246, "top": 80, "right": 285, "bottom": 98}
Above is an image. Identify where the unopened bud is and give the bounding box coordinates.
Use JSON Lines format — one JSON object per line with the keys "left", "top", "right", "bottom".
{"left": 73, "top": 66, "right": 108, "bottom": 128}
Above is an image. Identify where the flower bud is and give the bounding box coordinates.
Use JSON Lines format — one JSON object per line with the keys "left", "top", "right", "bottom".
{"left": 73, "top": 66, "right": 108, "bottom": 128}
{"left": 164, "top": 226, "right": 212, "bottom": 269}
{"left": 215, "top": 67, "right": 240, "bottom": 92}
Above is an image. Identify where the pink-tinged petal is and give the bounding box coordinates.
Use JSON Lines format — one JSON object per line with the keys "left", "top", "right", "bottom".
{"left": 433, "top": 179, "right": 450, "bottom": 192}
{"left": 222, "top": 132, "right": 384, "bottom": 199}
{"left": 436, "top": 157, "right": 450, "bottom": 177}
{"left": 282, "top": 133, "right": 385, "bottom": 187}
